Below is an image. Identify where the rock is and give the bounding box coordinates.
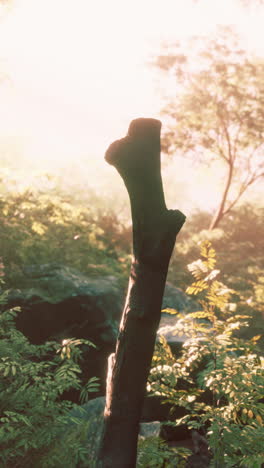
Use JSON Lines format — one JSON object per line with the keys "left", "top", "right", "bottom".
{"left": 139, "top": 421, "right": 161, "bottom": 438}
{"left": 162, "top": 283, "right": 198, "bottom": 313}
{"left": 64, "top": 398, "right": 209, "bottom": 467}
{"left": 8, "top": 266, "right": 197, "bottom": 352}
{"left": 68, "top": 396, "right": 189, "bottom": 443}
{"left": 142, "top": 397, "right": 190, "bottom": 443}
{"left": 8, "top": 264, "right": 123, "bottom": 345}
{"left": 7, "top": 264, "right": 123, "bottom": 395}
{"left": 186, "top": 431, "right": 210, "bottom": 468}
{"left": 65, "top": 397, "right": 105, "bottom": 468}
{"left": 67, "top": 396, "right": 106, "bottom": 422}
{"left": 159, "top": 282, "right": 199, "bottom": 351}
{"left": 64, "top": 397, "right": 175, "bottom": 466}
{"left": 64, "top": 399, "right": 162, "bottom": 467}
{"left": 69, "top": 395, "right": 171, "bottom": 425}
{"left": 6, "top": 265, "right": 199, "bottom": 397}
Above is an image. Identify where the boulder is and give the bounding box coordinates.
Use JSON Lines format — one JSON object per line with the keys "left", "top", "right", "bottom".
{"left": 7, "top": 264, "right": 123, "bottom": 394}
{"left": 68, "top": 395, "right": 172, "bottom": 425}
{"left": 6, "top": 265, "right": 198, "bottom": 395}
{"left": 160, "top": 282, "right": 199, "bottom": 351}
{"left": 139, "top": 421, "right": 161, "bottom": 439}
{"left": 162, "top": 282, "right": 198, "bottom": 313}
{"left": 8, "top": 269, "right": 196, "bottom": 343}
{"left": 64, "top": 398, "right": 162, "bottom": 467}
{"left": 65, "top": 397, "right": 190, "bottom": 466}
{"left": 8, "top": 264, "right": 123, "bottom": 345}
{"left": 8, "top": 267, "right": 197, "bottom": 351}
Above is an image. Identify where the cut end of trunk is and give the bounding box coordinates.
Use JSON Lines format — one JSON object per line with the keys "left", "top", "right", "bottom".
{"left": 128, "top": 118, "right": 161, "bottom": 140}
{"left": 104, "top": 118, "right": 161, "bottom": 170}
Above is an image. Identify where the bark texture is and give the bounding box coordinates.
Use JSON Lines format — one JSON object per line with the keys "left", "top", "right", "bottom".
{"left": 97, "top": 118, "right": 185, "bottom": 468}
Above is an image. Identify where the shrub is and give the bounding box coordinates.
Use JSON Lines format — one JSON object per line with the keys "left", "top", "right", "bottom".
{"left": 149, "top": 241, "right": 264, "bottom": 467}
{"left": 137, "top": 436, "right": 191, "bottom": 468}
{"left": 0, "top": 189, "right": 130, "bottom": 289}
{"left": 0, "top": 281, "right": 99, "bottom": 468}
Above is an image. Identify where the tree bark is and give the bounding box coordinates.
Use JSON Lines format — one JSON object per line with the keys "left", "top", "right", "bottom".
{"left": 97, "top": 118, "right": 186, "bottom": 468}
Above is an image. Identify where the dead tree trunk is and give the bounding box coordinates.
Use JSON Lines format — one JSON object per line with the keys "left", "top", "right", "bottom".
{"left": 97, "top": 118, "right": 185, "bottom": 468}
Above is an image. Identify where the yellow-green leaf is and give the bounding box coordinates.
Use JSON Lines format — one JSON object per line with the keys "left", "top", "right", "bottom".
{"left": 251, "top": 335, "right": 262, "bottom": 343}
{"left": 186, "top": 280, "right": 208, "bottom": 295}
{"left": 31, "top": 222, "right": 46, "bottom": 235}
{"left": 162, "top": 308, "right": 178, "bottom": 315}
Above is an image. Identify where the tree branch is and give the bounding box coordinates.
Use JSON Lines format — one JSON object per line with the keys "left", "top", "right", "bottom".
{"left": 223, "top": 170, "right": 264, "bottom": 216}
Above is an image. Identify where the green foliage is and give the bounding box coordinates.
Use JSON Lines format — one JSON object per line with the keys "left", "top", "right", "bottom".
{"left": 159, "top": 26, "right": 264, "bottom": 161}
{"left": 168, "top": 204, "right": 264, "bottom": 349}
{"left": 137, "top": 436, "right": 191, "bottom": 468}
{"left": 0, "top": 286, "right": 99, "bottom": 467}
{"left": 0, "top": 187, "right": 131, "bottom": 288}
{"left": 155, "top": 27, "right": 264, "bottom": 227}
{"left": 149, "top": 242, "right": 264, "bottom": 467}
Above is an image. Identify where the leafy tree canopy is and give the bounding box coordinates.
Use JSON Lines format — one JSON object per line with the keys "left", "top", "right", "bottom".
{"left": 154, "top": 26, "right": 264, "bottom": 229}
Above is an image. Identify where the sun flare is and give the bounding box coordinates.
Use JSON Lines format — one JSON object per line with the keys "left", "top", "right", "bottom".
{"left": 0, "top": 0, "right": 264, "bottom": 210}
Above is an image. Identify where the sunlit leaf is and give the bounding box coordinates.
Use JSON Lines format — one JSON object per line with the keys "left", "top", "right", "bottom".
{"left": 204, "top": 269, "right": 220, "bottom": 282}
{"left": 31, "top": 222, "right": 46, "bottom": 235}
{"left": 161, "top": 308, "right": 178, "bottom": 315}
{"left": 186, "top": 280, "right": 208, "bottom": 295}
{"left": 187, "top": 395, "right": 196, "bottom": 402}
{"left": 188, "top": 259, "right": 208, "bottom": 280}
{"left": 251, "top": 335, "right": 262, "bottom": 343}
{"left": 187, "top": 311, "right": 213, "bottom": 319}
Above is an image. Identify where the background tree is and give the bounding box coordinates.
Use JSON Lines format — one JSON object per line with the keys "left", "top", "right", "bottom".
{"left": 155, "top": 27, "right": 264, "bottom": 229}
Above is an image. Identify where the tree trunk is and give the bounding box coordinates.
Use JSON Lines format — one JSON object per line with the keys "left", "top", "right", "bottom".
{"left": 209, "top": 162, "right": 233, "bottom": 230}
{"left": 97, "top": 118, "right": 186, "bottom": 468}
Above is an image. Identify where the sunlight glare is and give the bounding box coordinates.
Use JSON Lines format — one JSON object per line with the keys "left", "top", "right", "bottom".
{"left": 0, "top": 0, "right": 263, "bottom": 209}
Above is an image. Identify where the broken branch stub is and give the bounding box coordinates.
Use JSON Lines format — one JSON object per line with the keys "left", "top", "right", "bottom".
{"left": 97, "top": 118, "right": 185, "bottom": 468}
{"left": 105, "top": 118, "right": 185, "bottom": 269}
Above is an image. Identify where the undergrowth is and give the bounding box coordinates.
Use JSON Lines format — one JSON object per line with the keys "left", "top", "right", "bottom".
{"left": 148, "top": 241, "right": 264, "bottom": 468}
{"left": 0, "top": 280, "right": 99, "bottom": 468}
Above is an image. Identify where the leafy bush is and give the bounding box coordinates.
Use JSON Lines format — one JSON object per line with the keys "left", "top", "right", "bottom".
{"left": 169, "top": 204, "right": 264, "bottom": 287}
{"left": 137, "top": 436, "right": 191, "bottom": 468}
{"left": 169, "top": 204, "right": 264, "bottom": 350}
{"left": 149, "top": 241, "right": 264, "bottom": 467}
{"left": 0, "top": 188, "right": 131, "bottom": 288}
{"left": 0, "top": 281, "right": 100, "bottom": 468}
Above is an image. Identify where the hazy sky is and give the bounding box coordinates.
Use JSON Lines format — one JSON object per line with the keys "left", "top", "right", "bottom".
{"left": 0, "top": 0, "right": 263, "bottom": 211}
